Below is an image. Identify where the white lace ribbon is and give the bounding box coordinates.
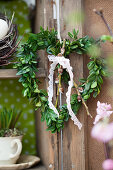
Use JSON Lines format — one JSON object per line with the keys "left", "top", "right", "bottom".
{"left": 48, "top": 55, "right": 82, "bottom": 130}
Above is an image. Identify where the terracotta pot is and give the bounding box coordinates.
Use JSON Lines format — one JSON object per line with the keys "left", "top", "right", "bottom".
{"left": 0, "top": 136, "right": 22, "bottom": 165}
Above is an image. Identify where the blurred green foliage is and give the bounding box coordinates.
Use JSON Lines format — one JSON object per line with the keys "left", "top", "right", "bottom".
{"left": 0, "top": 107, "right": 23, "bottom": 137}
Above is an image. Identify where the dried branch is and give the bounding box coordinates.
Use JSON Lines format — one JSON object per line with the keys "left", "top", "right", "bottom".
{"left": 93, "top": 8, "right": 113, "bottom": 37}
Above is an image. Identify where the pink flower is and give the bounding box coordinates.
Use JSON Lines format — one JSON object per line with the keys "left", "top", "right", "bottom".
{"left": 93, "top": 101, "right": 113, "bottom": 124}
{"left": 102, "top": 159, "right": 113, "bottom": 170}
{"left": 91, "top": 122, "right": 113, "bottom": 142}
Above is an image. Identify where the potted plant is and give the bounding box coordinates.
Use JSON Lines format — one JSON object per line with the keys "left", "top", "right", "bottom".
{"left": 0, "top": 107, "right": 23, "bottom": 165}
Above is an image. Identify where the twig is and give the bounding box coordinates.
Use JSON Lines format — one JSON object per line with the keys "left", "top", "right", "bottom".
{"left": 73, "top": 81, "right": 92, "bottom": 118}
{"left": 55, "top": 73, "right": 61, "bottom": 108}
{"left": 93, "top": 8, "right": 113, "bottom": 37}
{"left": 0, "top": 32, "right": 25, "bottom": 59}
{"left": 55, "top": 40, "right": 65, "bottom": 108}
{"left": 56, "top": 39, "right": 92, "bottom": 118}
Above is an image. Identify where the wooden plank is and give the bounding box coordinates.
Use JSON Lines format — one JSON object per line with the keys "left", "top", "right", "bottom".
{"left": 0, "top": 68, "right": 46, "bottom": 78}
{"left": 58, "top": 0, "right": 88, "bottom": 170}
{"left": 35, "top": 1, "right": 59, "bottom": 170}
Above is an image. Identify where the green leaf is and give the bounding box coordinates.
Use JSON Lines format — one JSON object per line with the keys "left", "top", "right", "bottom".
{"left": 91, "top": 81, "right": 97, "bottom": 88}
{"left": 40, "top": 26, "right": 44, "bottom": 32}
{"left": 40, "top": 96, "right": 47, "bottom": 102}
{"left": 96, "top": 70, "right": 99, "bottom": 75}
{"left": 89, "top": 89, "right": 93, "bottom": 93}
{"left": 79, "top": 78, "right": 87, "bottom": 83}
{"left": 23, "top": 88, "right": 29, "bottom": 97}
{"left": 73, "top": 29, "right": 79, "bottom": 39}
{"left": 97, "top": 76, "right": 103, "bottom": 85}
{"left": 94, "top": 65, "right": 98, "bottom": 71}
{"left": 40, "top": 90, "right": 48, "bottom": 96}
{"left": 68, "top": 32, "right": 73, "bottom": 38}
{"left": 83, "top": 94, "right": 90, "bottom": 100}
{"left": 70, "top": 45, "right": 78, "bottom": 50}
{"left": 18, "top": 77, "right": 25, "bottom": 82}
{"left": 101, "top": 69, "right": 107, "bottom": 76}
{"left": 84, "top": 82, "right": 91, "bottom": 91}
{"left": 93, "top": 91, "right": 98, "bottom": 98}
{"left": 0, "top": 107, "right": 22, "bottom": 130}
{"left": 34, "top": 89, "right": 40, "bottom": 93}
{"left": 38, "top": 41, "right": 44, "bottom": 46}
{"left": 22, "top": 83, "right": 28, "bottom": 88}
{"left": 87, "top": 73, "right": 96, "bottom": 81}
{"left": 36, "top": 101, "right": 42, "bottom": 107}
{"left": 101, "top": 35, "right": 113, "bottom": 42}
{"left": 73, "top": 29, "right": 76, "bottom": 36}
{"left": 87, "top": 61, "right": 94, "bottom": 70}
{"left": 50, "top": 47, "right": 56, "bottom": 55}
{"left": 76, "top": 49, "right": 83, "bottom": 54}
{"left": 16, "top": 68, "right": 30, "bottom": 75}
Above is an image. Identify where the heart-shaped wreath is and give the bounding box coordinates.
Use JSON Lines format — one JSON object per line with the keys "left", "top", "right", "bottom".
{"left": 15, "top": 27, "right": 107, "bottom": 133}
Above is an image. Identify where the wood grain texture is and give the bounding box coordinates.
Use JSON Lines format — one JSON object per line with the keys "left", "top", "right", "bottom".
{"left": 58, "top": 1, "right": 88, "bottom": 170}
{"left": 0, "top": 68, "right": 46, "bottom": 78}
{"left": 35, "top": 1, "right": 59, "bottom": 170}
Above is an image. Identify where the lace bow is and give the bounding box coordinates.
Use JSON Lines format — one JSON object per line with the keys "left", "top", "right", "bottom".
{"left": 48, "top": 55, "right": 82, "bottom": 130}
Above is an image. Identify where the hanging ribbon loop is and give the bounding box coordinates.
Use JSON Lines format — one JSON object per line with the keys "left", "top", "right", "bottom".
{"left": 48, "top": 55, "right": 82, "bottom": 130}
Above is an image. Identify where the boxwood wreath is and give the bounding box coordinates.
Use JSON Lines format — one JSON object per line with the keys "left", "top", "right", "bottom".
{"left": 15, "top": 27, "right": 107, "bottom": 133}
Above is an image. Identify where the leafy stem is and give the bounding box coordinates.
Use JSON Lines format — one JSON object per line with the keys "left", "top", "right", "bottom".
{"left": 73, "top": 81, "right": 92, "bottom": 118}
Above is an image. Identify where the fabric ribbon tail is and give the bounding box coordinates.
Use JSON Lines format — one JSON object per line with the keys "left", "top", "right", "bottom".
{"left": 71, "top": 115, "right": 82, "bottom": 130}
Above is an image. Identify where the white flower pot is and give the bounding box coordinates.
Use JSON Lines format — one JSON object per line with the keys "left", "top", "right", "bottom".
{"left": 0, "top": 136, "right": 22, "bottom": 165}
